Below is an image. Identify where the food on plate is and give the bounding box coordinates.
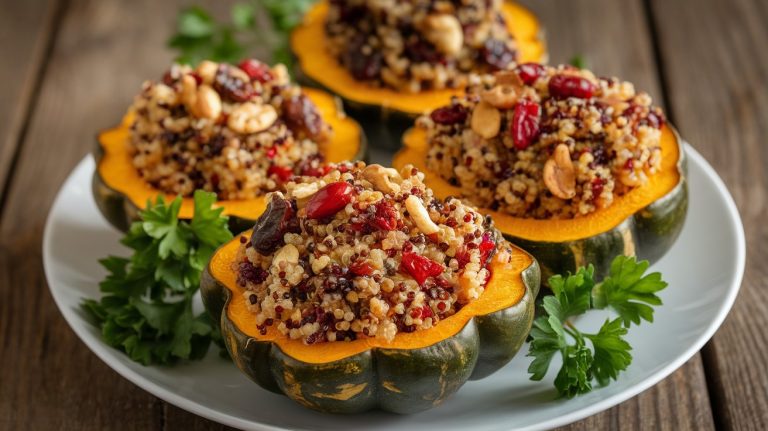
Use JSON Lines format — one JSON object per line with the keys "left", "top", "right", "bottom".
{"left": 290, "top": 0, "right": 546, "bottom": 116}
{"left": 394, "top": 63, "right": 687, "bottom": 279}
{"left": 201, "top": 161, "right": 540, "bottom": 413}
{"left": 93, "top": 59, "right": 365, "bottom": 232}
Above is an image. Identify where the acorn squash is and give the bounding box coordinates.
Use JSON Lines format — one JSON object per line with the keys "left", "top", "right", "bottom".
{"left": 394, "top": 125, "right": 688, "bottom": 281}
{"left": 290, "top": 0, "right": 547, "bottom": 118}
{"left": 201, "top": 231, "right": 540, "bottom": 414}
{"left": 93, "top": 88, "right": 366, "bottom": 233}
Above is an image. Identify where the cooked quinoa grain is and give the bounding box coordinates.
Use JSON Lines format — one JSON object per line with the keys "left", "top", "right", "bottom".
{"left": 234, "top": 162, "right": 510, "bottom": 344}
{"left": 420, "top": 63, "right": 666, "bottom": 218}
{"left": 130, "top": 59, "right": 332, "bottom": 199}
{"left": 325, "top": 0, "right": 519, "bottom": 92}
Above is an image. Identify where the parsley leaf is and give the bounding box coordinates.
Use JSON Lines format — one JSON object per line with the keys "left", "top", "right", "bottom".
{"left": 82, "top": 191, "right": 232, "bottom": 366}
{"left": 527, "top": 255, "right": 667, "bottom": 397}
{"left": 167, "top": 1, "right": 317, "bottom": 68}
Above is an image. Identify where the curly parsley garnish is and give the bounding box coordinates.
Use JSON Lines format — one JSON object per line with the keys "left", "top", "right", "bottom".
{"left": 82, "top": 191, "right": 233, "bottom": 365}
{"left": 528, "top": 256, "right": 668, "bottom": 397}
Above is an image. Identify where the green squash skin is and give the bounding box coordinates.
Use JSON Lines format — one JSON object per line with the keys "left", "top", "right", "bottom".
{"left": 200, "top": 247, "right": 540, "bottom": 414}
{"left": 91, "top": 132, "right": 368, "bottom": 235}
{"left": 508, "top": 133, "right": 688, "bottom": 282}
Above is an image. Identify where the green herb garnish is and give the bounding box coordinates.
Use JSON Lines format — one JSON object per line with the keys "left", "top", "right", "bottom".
{"left": 527, "top": 255, "right": 667, "bottom": 397}
{"left": 168, "top": 1, "right": 316, "bottom": 67}
{"left": 82, "top": 191, "right": 233, "bottom": 365}
{"left": 569, "top": 54, "right": 588, "bottom": 69}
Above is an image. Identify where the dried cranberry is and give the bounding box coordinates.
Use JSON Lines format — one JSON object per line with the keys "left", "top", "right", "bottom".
{"left": 511, "top": 99, "right": 541, "bottom": 150}
{"left": 251, "top": 194, "right": 300, "bottom": 255}
{"left": 238, "top": 261, "right": 268, "bottom": 285}
{"left": 265, "top": 146, "right": 277, "bottom": 159}
{"left": 515, "top": 63, "right": 546, "bottom": 85}
{"left": 238, "top": 59, "right": 272, "bottom": 83}
{"left": 421, "top": 305, "right": 434, "bottom": 319}
{"left": 430, "top": 104, "right": 468, "bottom": 125}
{"left": 213, "top": 64, "right": 255, "bottom": 102}
{"left": 349, "top": 260, "right": 374, "bottom": 276}
{"left": 268, "top": 165, "right": 293, "bottom": 183}
{"left": 282, "top": 95, "right": 326, "bottom": 141}
{"left": 406, "top": 40, "right": 443, "bottom": 64}
{"left": 306, "top": 182, "right": 354, "bottom": 219}
{"left": 482, "top": 39, "right": 516, "bottom": 71}
{"left": 400, "top": 251, "right": 444, "bottom": 285}
{"left": 548, "top": 74, "right": 596, "bottom": 99}
{"left": 478, "top": 232, "right": 497, "bottom": 266}
{"left": 371, "top": 201, "right": 398, "bottom": 231}
{"left": 591, "top": 177, "right": 605, "bottom": 201}
{"left": 345, "top": 35, "right": 383, "bottom": 80}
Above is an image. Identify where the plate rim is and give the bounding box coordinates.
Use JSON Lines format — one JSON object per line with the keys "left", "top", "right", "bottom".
{"left": 42, "top": 144, "right": 746, "bottom": 431}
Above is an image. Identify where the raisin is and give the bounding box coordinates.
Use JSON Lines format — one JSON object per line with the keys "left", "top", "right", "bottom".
{"left": 430, "top": 104, "right": 468, "bottom": 125}
{"left": 482, "top": 39, "right": 516, "bottom": 71}
{"left": 548, "top": 74, "right": 597, "bottom": 99}
{"left": 282, "top": 94, "right": 327, "bottom": 140}
{"left": 214, "top": 64, "right": 255, "bottom": 102}
{"left": 251, "top": 194, "right": 299, "bottom": 255}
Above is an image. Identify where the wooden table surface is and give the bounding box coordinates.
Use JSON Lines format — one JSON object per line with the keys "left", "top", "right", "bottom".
{"left": 0, "top": 0, "right": 766, "bottom": 429}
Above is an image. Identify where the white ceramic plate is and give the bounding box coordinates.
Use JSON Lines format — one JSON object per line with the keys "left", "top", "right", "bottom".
{"left": 43, "top": 144, "right": 745, "bottom": 431}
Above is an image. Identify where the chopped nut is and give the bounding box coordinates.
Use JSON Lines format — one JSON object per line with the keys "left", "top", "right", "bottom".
{"left": 180, "top": 74, "right": 198, "bottom": 108}
{"left": 543, "top": 144, "right": 576, "bottom": 199}
{"left": 423, "top": 14, "right": 463, "bottom": 56}
{"left": 470, "top": 101, "right": 501, "bottom": 139}
{"left": 405, "top": 195, "right": 439, "bottom": 235}
{"left": 481, "top": 84, "right": 520, "bottom": 109}
{"left": 194, "top": 84, "right": 221, "bottom": 119}
{"left": 362, "top": 164, "right": 401, "bottom": 194}
{"left": 292, "top": 182, "right": 320, "bottom": 199}
{"left": 195, "top": 60, "right": 219, "bottom": 84}
{"left": 273, "top": 244, "right": 299, "bottom": 266}
{"left": 494, "top": 70, "right": 525, "bottom": 88}
{"left": 311, "top": 255, "right": 331, "bottom": 274}
{"left": 228, "top": 102, "right": 277, "bottom": 134}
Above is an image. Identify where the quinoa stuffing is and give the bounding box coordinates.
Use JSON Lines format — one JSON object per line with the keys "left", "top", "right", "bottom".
{"left": 130, "top": 59, "right": 332, "bottom": 200}
{"left": 325, "top": 0, "right": 519, "bottom": 92}
{"left": 234, "top": 162, "right": 511, "bottom": 344}
{"left": 419, "top": 63, "right": 667, "bottom": 218}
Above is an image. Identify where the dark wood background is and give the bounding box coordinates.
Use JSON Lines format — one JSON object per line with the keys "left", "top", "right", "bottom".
{"left": 0, "top": 0, "right": 766, "bottom": 429}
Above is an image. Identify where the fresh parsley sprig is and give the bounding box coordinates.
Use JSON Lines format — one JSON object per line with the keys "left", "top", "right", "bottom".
{"left": 168, "top": 1, "right": 316, "bottom": 67}
{"left": 528, "top": 256, "right": 667, "bottom": 397}
{"left": 82, "top": 191, "right": 233, "bottom": 365}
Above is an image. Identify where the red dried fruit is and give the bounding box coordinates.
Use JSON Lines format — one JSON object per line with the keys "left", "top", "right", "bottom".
{"left": 511, "top": 99, "right": 541, "bottom": 150}
{"left": 400, "top": 251, "right": 444, "bottom": 285}
{"left": 283, "top": 94, "right": 327, "bottom": 141}
{"left": 421, "top": 305, "right": 433, "bottom": 319}
{"left": 251, "top": 194, "right": 300, "bottom": 255}
{"left": 591, "top": 177, "right": 605, "bottom": 202}
{"left": 268, "top": 165, "right": 293, "bottom": 182}
{"left": 430, "top": 104, "right": 468, "bottom": 125}
{"left": 265, "top": 146, "right": 277, "bottom": 159}
{"left": 478, "top": 232, "right": 497, "bottom": 266}
{"left": 306, "top": 182, "right": 355, "bottom": 219}
{"left": 515, "top": 62, "right": 546, "bottom": 85}
{"left": 371, "top": 201, "right": 398, "bottom": 231}
{"left": 349, "top": 260, "right": 374, "bottom": 277}
{"left": 213, "top": 64, "right": 256, "bottom": 102}
{"left": 548, "top": 74, "right": 597, "bottom": 99}
{"left": 238, "top": 59, "right": 272, "bottom": 83}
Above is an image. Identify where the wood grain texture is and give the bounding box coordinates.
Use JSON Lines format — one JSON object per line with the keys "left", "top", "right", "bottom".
{"left": 0, "top": 0, "right": 61, "bottom": 199}
{"left": 516, "top": 0, "right": 716, "bottom": 428}
{"left": 649, "top": 0, "right": 768, "bottom": 429}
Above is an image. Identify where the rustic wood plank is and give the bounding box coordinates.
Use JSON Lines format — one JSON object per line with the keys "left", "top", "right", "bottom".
{"left": 0, "top": 0, "right": 61, "bottom": 202}
{"left": 648, "top": 0, "right": 768, "bottom": 429}
{"left": 516, "top": 0, "right": 716, "bottom": 428}
{"left": 0, "top": 0, "right": 207, "bottom": 429}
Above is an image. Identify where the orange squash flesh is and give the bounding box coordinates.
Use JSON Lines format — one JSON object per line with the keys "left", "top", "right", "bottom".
{"left": 395, "top": 125, "right": 681, "bottom": 242}
{"left": 96, "top": 87, "right": 363, "bottom": 221}
{"left": 291, "top": 1, "right": 547, "bottom": 115}
{"left": 209, "top": 230, "right": 531, "bottom": 364}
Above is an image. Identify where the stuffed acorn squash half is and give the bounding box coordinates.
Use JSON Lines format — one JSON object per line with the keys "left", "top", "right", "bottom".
{"left": 94, "top": 59, "right": 366, "bottom": 233}
{"left": 201, "top": 162, "right": 540, "bottom": 413}
{"left": 291, "top": 0, "right": 547, "bottom": 118}
{"left": 394, "top": 64, "right": 688, "bottom": 280}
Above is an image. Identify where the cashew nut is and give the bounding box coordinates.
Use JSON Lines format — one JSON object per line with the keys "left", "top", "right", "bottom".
{"left": 543, "top": 144, "right": 576, "bottom": 199}
{"left": 194, "top": 84, "right": 221, "bottom": 119}
{"left": 273, "top": 244, "right": 299, "bottom": 265}
{"left": 228, "top": 103, "right": 277, "bottom": 134}
{"left": 423, "top": 14, "right": 463, "bottom": 56}
{"left": 470, "top": 100, "right": 501, "bottom": 139}
{"left": 195, "top": 60, "right": 219, "bottom": 84}
{"left": 180, "top": 74, "right": 198, "bottom": 108}
{"left": 481, "top": 84, "right": 520, "bottom": 109}
{"left": 494, "top": 70, "right": 524, "bottom": 88}
{"left": 362, "top": 164, "right": 401, "bottom": 195}
{"left": 405, "top": 195, "right": 439, "bottom": 235}
{"left": 291, "top": 182, "right": 320, "bottom": 199}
